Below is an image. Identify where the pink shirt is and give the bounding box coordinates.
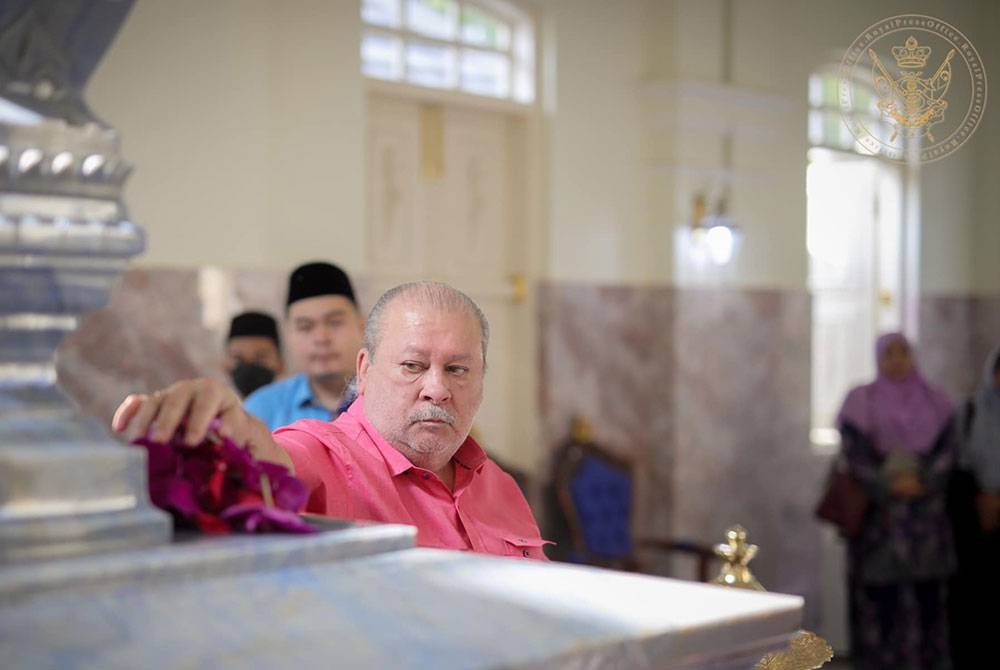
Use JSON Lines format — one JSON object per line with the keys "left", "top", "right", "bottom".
{"left": 274, "top": 397, "right": 549, "bottom": 560}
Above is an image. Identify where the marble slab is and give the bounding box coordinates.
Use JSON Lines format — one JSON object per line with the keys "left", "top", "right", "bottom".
{"left": 1, "top": 541, "right": 804, "bottom": 669}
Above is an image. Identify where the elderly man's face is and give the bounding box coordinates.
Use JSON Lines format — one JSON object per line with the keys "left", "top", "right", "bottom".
{"left": 357, "top": 300, "right": 484, "bottom": 474}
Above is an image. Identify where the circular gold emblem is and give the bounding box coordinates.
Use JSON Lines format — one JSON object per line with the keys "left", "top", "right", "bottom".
{"left": 839, "top": 14, "right": 987, "bottom": 163}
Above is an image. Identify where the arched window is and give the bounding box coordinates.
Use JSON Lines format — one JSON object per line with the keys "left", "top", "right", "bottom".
{"left": 361, "top": 0, "right": 535, "bottom": 104}
{"left": 807, "top": 66, "right": 903, "bottom": 448}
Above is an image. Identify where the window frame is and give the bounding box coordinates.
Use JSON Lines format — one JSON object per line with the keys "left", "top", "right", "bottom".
{"left": 806, "top": 67, "right": 906, "bottom": 452}
{"left": 361, "top": 0, "right": 535, "bottom": 107}
{"left": 807, "top": 67, "right": 891, "bottom": 157}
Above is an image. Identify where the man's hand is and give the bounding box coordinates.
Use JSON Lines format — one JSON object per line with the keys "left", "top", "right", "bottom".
{"left": 111, "top": 378, "right": 293, "bottom": 472}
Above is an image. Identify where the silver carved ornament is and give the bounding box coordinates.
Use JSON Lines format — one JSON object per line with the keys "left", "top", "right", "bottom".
{"left": 0, "top": 0, "right": 169, "bottom": 563}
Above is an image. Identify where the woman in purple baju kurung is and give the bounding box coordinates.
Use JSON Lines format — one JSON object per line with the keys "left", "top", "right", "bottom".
{"left": 838, "top": 332, "right": 956, "bottom": 670}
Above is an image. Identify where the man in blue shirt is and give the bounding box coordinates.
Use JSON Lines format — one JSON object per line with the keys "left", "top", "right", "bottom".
{"left": 244, "top": 262, "right": 364, "bottom": 431}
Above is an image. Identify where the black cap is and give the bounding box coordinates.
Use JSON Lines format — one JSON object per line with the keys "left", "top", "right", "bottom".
{"left": 286, "top": 261, "right": 356, "bottom": 308}
{"left": 227, "top": 311, "right": 280, "bottom": 347}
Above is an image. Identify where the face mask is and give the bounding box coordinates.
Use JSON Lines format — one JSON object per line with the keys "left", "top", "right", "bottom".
{"left": 231, "top": 362, "right": 276, "bottom": 397}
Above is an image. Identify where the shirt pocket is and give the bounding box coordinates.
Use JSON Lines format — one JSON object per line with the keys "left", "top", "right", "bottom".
{"left": 502, "top": 535, "right": 552, "bottom": 560}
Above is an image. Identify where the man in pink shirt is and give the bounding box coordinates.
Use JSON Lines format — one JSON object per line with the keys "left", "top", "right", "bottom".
{"left": 113, "top": 282, "right": 548, "bottom": 559}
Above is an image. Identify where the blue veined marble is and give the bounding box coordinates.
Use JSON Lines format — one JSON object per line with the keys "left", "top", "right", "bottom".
{"left": 1, "top": 525, "right": 804, "bottom": 670}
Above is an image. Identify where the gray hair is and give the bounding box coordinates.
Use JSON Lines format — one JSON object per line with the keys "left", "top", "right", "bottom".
{"left": 363, "top": 282, "right": 490, "bottom": 365}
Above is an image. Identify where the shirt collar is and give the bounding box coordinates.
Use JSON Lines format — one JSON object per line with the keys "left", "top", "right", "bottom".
{"left": 453, "top": 434, "right": 488, "bottom": 471}
{"left": 347, "top": 396, "right": 487, "bottom": 476}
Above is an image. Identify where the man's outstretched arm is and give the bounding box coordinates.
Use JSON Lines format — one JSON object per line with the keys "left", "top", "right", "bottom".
{"left": 111, "top": 378, "right": 294, "bottom": 472}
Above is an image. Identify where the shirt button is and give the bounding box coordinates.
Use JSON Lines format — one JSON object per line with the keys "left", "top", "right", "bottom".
{"left": 422, "top": 473, "right": 431, "bottom": 480}
{"left": 522, "top": 549, "right": 530, "bottom": 557}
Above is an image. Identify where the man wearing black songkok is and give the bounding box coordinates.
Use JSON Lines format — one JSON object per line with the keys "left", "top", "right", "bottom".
{"left": 243, "top": 262, "right": 364, "bottom": 430}
{"left": 225, "top": 311, "right": 284, "bottom": 398}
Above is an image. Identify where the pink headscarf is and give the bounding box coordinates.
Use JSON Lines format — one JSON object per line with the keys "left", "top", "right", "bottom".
{"left": 837, "top": 332, "right": 953, "bottom": 455}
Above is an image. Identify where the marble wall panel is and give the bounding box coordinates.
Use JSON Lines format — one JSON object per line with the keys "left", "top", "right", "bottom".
{"left": 56, "top": 267, "right": 285, "bottom": 433}
{"left": 537, "top": 285, "right": 998, "bottom": 629}
{"left": 920, "top": 294, "right": 1000, "bottom": 402}
{"left": 672, "top": 288, "right": 823, "bottom": 626}
{"left": 919, "top": 296, "right": 978, "bottom": 402}
{"left": 539, "top": 283, "right": 823, "bottom": 624}
{"left": 538, "top": 283, "right": 676, "bottom": 540}
{"left": 970, "top": 296, "right": 1000, "bottom": 383}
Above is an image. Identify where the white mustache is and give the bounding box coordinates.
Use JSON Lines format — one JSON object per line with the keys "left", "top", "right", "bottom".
{"left": 409, "top": 405, "right": 455, "bottom": 425}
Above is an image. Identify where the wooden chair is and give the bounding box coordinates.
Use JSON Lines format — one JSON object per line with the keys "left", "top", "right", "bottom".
{"left": 549, "top": 420, "right": 716, "bottom": 581}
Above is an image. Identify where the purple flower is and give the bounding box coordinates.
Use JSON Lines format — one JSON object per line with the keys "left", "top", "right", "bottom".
{"left": 132, "top": 422, "right": 315, "bottom": 535}
{"left": 221, "top": 502, "right": 317, "bottom": 534}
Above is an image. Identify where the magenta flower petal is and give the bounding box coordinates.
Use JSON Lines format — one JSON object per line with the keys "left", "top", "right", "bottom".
{"left": 221, "top": 502, "right": 316, "bottom": 534}
{"left": 164, "top": 477, "right": 199, "bottom": 516}
{"left": 131, "top": 424, "right": 315, "bottom": 535}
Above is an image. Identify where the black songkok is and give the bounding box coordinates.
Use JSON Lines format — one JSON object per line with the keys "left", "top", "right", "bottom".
{"left": 286, "top": 262, "right": 357, "bottom": 308}
{"left": 227, "top": 311, "right": 280, "bottom": 347}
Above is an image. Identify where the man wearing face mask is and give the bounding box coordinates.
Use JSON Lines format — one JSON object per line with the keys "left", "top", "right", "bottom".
{"left": 224, "top": 311, "right": 284, "bottom": 398}
{"left": 243, "top": 262, "right": 365, "bottom": 431}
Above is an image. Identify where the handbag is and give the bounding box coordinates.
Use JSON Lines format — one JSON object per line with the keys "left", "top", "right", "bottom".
{"left": 814, "top": 459, "right": 870, "bottom": 537}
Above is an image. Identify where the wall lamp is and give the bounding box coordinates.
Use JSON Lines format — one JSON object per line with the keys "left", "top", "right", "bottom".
{"left": 689, "top": 192, "right": 741, "bottom": 266}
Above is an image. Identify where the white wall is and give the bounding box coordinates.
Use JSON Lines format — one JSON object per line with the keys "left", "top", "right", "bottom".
{"left": 541, "top": 0, "right": 651, "bottom": 283}
{"left": 541, "top": 0, "right": 996, "bottom": 290}
{"left": 734, "top": 0, "right": 995, "bottom": 294}
{"left": 972, "top": 0, "right": 1000, "bottom": 295}
{"left": 87, "top": 0, "right": 997, "bottom": 293}
{"left": 88, "top": 0, "right": 365, "bottom": 275}
{"left": 678, "top": 0, "right": 994, "bottom": 292}
{"left": 922, "top": 159, "right": 976, "bottom": 294}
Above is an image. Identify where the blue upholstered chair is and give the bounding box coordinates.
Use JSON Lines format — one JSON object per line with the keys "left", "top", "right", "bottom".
{"left": 552, "top": 423, "right": 715, "bottom": 580}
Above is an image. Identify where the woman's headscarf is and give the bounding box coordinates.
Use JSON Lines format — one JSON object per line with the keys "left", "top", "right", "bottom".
{"left": 964, "top": 345, "right": 1000, "bottom": 491}
{"left": 837, "top": 332, "right": 953, "bottom": 455}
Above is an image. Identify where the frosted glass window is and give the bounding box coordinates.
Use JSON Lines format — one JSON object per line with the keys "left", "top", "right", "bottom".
{"left": 362, "top": 32, "right": 404, "bottom": 80}
{"left": 806, "top": 66, "right": 905, "bottom": 449}
{"left": 808, "top": 74, "right": 823, "bottom": 108}
{"left": 513, "top": 25, "right": 534, "bottom": 62}
{"left": 406, "top": 0, "right": 458, "bottom": 41}
{"left": 808, "top": 109, "right": 851, "bottom": 151}
{"left": 809, "top": 71, "right": 884, "bottom": 154}
{"left": 853, "top": 86, "right": 878, "bottom": 117}
{"left": 361, "top": 0, "right": 534, "bottom": 104}
{"left": 512, "top": 26, "right": 535, "bottom": 103}
{"left": 461, "top": 6, "right": 511, "bottom": 50}
{"left": 461, "top": 49, "right": 509, "bottom": 97}
{"left": 362, "top": 0, "right": 401, "bottom": 28}
{"left": 513, "top": 65, "right": 532, "bottom": 103}
{"left": 406, "top": 41, "right": 458, "bottom": 88}
{"left": 821, "top": 75, "right": 838, "bottom": 107}
{"left": 808, "top": 109, "right": 822, "bottom": 146}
